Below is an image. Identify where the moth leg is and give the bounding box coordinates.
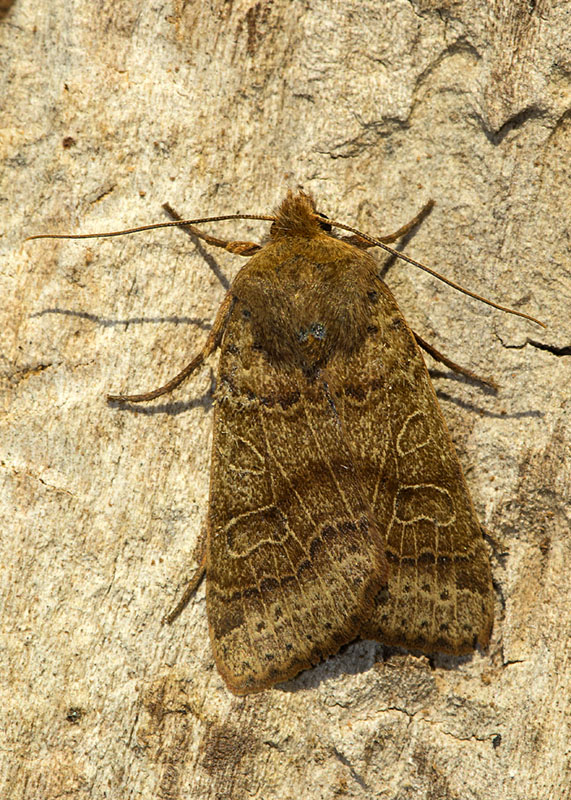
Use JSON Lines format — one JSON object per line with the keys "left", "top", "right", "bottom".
{"left": 163, "top": 526, "right": 208, "bottom": 624}
{"left": 163, "top": 202, "right": 261, "bottom": 256}
{"left": 344, "top": 199, "right": 435, "bottom": 248}
{"left": 107, "top": 292, "right": 235, "bottom": 402}
{"left": 414, "top": 330, "right": 499, "bottom": 391}
{"left": 482, "top": 525, "right": 509, "bottom": 556}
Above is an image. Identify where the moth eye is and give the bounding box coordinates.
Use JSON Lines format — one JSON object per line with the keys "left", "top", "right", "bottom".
{"left": 316, "top": 214, "right": 332, "bottom": 232}
{"left": 242, "top": 308, "right": 251, "bottom": 319}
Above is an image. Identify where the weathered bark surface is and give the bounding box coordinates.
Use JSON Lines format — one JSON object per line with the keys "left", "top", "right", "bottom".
{"left": 1, "top": 1, "right": 569, "bottom": 798}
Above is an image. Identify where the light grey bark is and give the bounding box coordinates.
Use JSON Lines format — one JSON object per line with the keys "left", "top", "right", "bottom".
{"left": 1, "top": 1, "right": 569, "bottom": 798}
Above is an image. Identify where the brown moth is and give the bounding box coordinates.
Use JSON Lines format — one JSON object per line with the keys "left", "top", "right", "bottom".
{"left": 28, "top": 191, "right": 544, "bottom": 695}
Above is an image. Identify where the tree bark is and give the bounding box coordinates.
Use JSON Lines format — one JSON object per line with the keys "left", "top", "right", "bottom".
{"left": 1, "top": 1, "right": 569, "bottom": 798}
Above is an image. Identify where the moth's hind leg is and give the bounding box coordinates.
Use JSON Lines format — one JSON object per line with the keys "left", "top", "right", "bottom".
{"left": 163, "top": 202, "right": 261, "bottom": 256}
{"left": 107, "top": 292, "right": 234, "bottom": 402}
{"left": 414, "top": 331, "right": 498, "bottom": 391}
{"left": 163, "top": 526, "right": 208, "bottom": 624}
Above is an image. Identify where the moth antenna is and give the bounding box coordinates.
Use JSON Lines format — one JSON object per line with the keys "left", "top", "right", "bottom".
{"left": 25, "top": 213, "right": 276, "bottom": 242}
{"left": 320, "top": 215, "right": 546, "bottom": 329}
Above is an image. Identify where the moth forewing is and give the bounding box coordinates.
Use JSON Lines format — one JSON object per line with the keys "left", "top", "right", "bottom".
{"left": 205, "top": 233, "right": 389, "bottom": 694}
{"left": 333, "top": 275, "right": 494, "bottom": 654}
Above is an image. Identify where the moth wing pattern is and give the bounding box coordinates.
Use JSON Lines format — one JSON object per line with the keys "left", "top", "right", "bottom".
{"left": 330, "top": 277, "right": 494, "bottom": 654}
{"left": 206, "top": 297, "right": 388, "bottom": 695}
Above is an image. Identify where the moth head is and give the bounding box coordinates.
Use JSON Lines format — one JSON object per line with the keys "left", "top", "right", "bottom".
{"left": 270, "top": 191, "right": 332, "bottom": 240}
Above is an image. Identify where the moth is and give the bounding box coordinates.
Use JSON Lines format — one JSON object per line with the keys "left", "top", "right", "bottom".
{"left": 29, "top": 191, "right": 544, "bottom": 695}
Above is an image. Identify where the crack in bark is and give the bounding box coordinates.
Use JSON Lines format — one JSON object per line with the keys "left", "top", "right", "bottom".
{"left": 527, "top": 339, "right": 571, "bottom": 357}
{"left": 498, "top": 336, "right": 571, "bottom": 357}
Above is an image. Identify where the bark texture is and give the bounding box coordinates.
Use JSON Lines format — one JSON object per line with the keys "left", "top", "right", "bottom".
{"left": 1, "top": 1, "right": 569, "bottom": 798}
